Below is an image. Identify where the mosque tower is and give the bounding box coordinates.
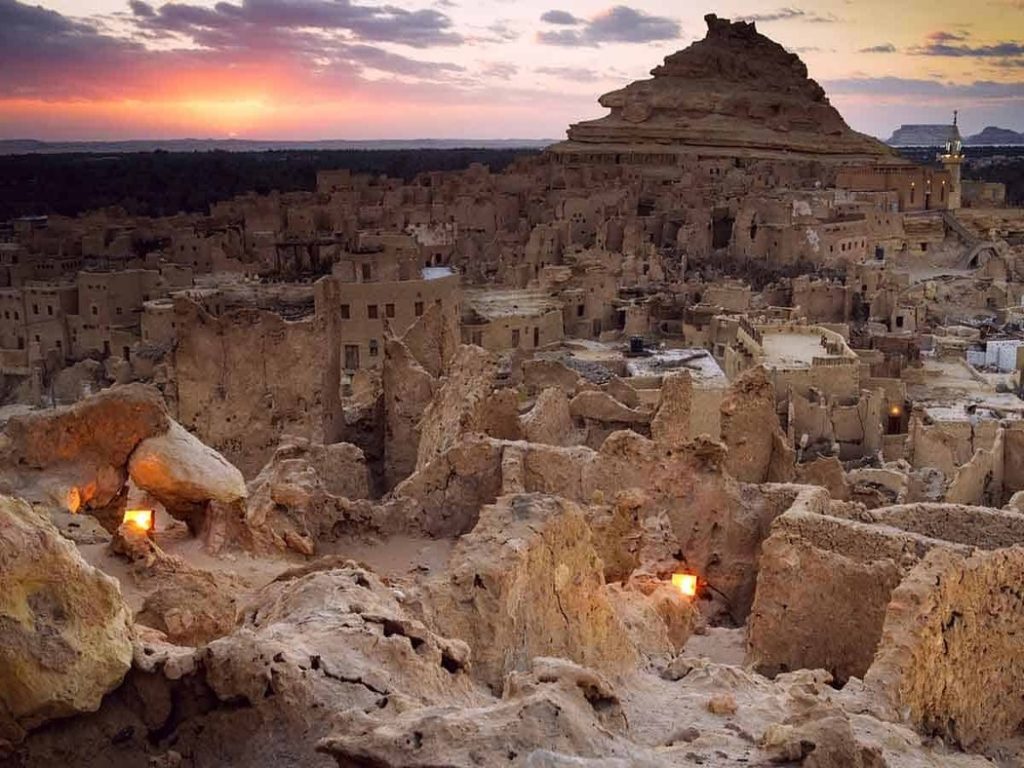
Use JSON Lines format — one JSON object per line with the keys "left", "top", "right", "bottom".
{"left": 938, "top": 110, "right": 964, "bottom": 210}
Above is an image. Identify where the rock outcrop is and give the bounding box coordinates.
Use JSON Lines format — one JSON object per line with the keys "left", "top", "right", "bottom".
{"left": 0, "top": 496, "right": 133, "bottom": 745}
{"left": 318, "top": 658, "right": 653, "bottom": 767}
{"left": 199, "top": 563, "right": 486, "bottom": 765}
{"left": 202, "top": 436, "right": 376, "bottom": 554}
{"left": 650, "top": 371, "right": 692, "bottom": 448}
{"left": 720, "top": 366, "right": 795, "bottom": 483}
{"left": 551, "top": 14, "right": 893, "bottom": 160}
{"left": 128, "top": 420, "right": 247, "bottom": 520}
{"left": 0, "top": 384, "right": 169, "bottom": 518}
{"left": 865, "top": 546, "right": 1024, "bottom": 752}
{"left": 521, "top": 387, "right": 576, "bottom": 446}
{"left": 416, "top": 345, "right": 500, "bottom": 470}
{"left": 422, "top": 494, "right": 639, "bottom": 691}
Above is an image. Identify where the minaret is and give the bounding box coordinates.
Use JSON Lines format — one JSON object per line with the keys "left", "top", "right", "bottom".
{"left": 938, "top": 110, "right": 964, "bottom": 210}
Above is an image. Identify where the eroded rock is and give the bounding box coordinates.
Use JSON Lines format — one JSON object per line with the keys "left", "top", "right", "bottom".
{"left": 0, "top": 496, "right": 133, "bottom": 745}
{"left": 422, "top": 493, "right": 639, "bottom": 691}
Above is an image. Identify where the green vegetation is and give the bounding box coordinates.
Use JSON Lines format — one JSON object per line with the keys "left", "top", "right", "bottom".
{"left": 0, "top": 148, "right": 538, "bottom": 220}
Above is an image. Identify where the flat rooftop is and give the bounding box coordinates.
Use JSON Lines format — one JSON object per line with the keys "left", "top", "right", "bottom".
{"left": 464, "top": 288, "right": 562, "bottom": 320}
{"left": 909, "top": 359, "right": 1024, "bottom": 417}
{"left": 761, "top": 331, "right": 829, "bottom": 369}
{"left": 626, "top": 348, "right": 727, "bottom": 386}
{"left": 421, "top": 266, "right": 456, "bottom": 281}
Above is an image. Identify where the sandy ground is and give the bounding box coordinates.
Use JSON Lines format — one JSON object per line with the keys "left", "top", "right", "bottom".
{"left": 69, "top": 508, "right": 455, "bottom": 614}
{"left": 682, "top": 626, "right": 747, "bottom": 666}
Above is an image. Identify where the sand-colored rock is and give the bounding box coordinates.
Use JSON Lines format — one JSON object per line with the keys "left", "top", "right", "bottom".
{"left": 318, "top": 658, "right": 656, "bottom": 768}
{"left": 422, "top": 493, "right": 639, "bottom": 691}
{"left": 521, "top": 387, "right": 575, "bottom": 446}
{"left": 0, "top": 496, "right": 133, "bottom": 745}
{"left": 720, "top": 366, "right": 794, "bottom": 483}
{"left": 0, "top": 384, "right": 169, "bottom": 519}
{"left": 569, "top": 389, "right": 649, "bottom": 424}
{"left": 416, "top": 344, "right": 499, "bottom": 470}
{"left": 128, "top": 420, "right": 247, "bottom": 517}
{"left": 382, "top": 335, "right": 435, "bottom": 489}
{"left": 553, "top": 14, "right": 892, "bottom": 160}
{"left": 650, "top": 371, "right": 692, "bottom": 448}
{"left": 394, "top": 435, "right": 503, "bottom": 536}
{"left": 865, "top": 546, "right": 1024, "bottom": 751}
{"left": 200, "top": 564, "right": 486, "bottom": 765}
{"left": 202, "top": 437, "right": 379, "bottom": 554}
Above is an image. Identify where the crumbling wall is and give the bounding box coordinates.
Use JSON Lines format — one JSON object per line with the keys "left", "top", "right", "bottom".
{"left": 945, "top": 441, "right": 1001, "bottom": 506}
{"left": 999, "top": 420, "right": 1024, "bottom": 501}
{"left": 747, "top": 498, "right": 1024, "bottom": 684}
{"left": 421, "top": 494, "right": 639, "bottom": 691}
{"left": 689, "top": 383, "right": 723, "bottom": 439}
{"left": 173, "top": 298, "right": 327, "bottom": 477}
{"left": 399, "top": 431, "right": 789, "bottom": 618}
{"left": 415, "top": 345, "right": 499, "bottom": 470}
{"left": 650, "top": 371, "right": 691, "bottom": 448}
{"left": 382, "top": 336, "right": 435, "bottom": 489}
{"left": 746, "top": 496, "right": 975, "bottom": 683}
{"left": 907, "top": 416, "right": 974, "bottom": 478}
{"left": 865, "top": 547, "right": 1024, "bottom": 751}
{"left": 720, "top": 366, "right": 794, "bottom": 483}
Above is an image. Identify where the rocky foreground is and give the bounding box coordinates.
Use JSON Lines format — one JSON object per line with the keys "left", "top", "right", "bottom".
{"left": 1, "top": 318, "right": 1022, "bottom": 767}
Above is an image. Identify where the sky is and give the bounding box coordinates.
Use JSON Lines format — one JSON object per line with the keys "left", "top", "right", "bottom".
{"left": 1, "top": 0, "right": 1022, "bottom": 141}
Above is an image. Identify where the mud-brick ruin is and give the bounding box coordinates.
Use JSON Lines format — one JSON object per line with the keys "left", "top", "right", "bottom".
{"left": 2, "top": 14, "right": 1024, "bottom": 768}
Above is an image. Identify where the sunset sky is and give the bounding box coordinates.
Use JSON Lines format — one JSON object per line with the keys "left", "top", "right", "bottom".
{"left": 1, "top": 0, "right": 1022, "bottom": 141}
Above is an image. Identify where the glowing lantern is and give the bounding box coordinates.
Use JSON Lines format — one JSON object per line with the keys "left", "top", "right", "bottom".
{"left": 672, "top": 572, "right": 698, "bottom": 598}
{"left": 122, "top": 508, "right": 155, "bottom": 533}
{"left": 889, "top": 404, "right": 902, "bottom": 417}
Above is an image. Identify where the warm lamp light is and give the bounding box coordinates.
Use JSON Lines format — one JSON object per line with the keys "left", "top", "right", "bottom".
{"left": 123, "top": 508, "right": 154, "bottom": 533}
{"left": 889, "top": 404, "right": 902, "bottom": 417}
{"left": 672, "top": 572, "right": 698, "bottom": 598}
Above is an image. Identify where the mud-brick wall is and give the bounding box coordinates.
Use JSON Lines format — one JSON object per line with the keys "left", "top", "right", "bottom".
{"left": 172, "top": 297, "right": 328, "bottom": 478}
{"left": 1000, "top": 421, "right": 1024, "bottom": 501}
{"left": 866, "top": 547, "right": 1024, "bottom": 751}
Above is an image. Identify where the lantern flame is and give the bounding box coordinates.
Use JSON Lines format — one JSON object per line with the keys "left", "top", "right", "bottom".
{"left": 672, "top": 572, "right": 698, "bottom": 598}
{"left": 889, "top": 404, "right": 902, "bottom": 417}
{"left": 123, "top": 508, "right": 154, "bottom": 533}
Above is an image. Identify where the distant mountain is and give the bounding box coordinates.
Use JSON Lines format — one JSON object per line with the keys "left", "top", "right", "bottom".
{"left": 886, "top": 124, "right": 1024, "bottom": 147}
{"left": 886, "top": 124, "right": 958, "bottom": 146}
{"left": 966, "top": 126, "right": 1024, "bottom": 146}
{"left": 0, "top": 137, "right": 556, "bottom": 155}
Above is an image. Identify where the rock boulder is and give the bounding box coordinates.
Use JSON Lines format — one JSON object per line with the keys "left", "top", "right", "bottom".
{"left": 0, "top": 496, "right": 133, "bottom": 745}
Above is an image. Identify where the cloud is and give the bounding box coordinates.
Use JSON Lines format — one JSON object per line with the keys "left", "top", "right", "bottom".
{"left": 483, "top": 20, "right": 519, "bottom": 42}
{"left": 481, "top": 62, "right": 517, "bottom": 79}
{"left": 135, "top": 0, "right": 465, "bottom": 48}
{"left": 926, "top": 31, "right": 968, "bottom": 43}
{"left": 0, "top": 0, "right": 467, "bottom": 103}
{"left": 859, "top": 43, "right": 896, "bottom": 53}
{"left": 743, "top": 8, "right": 839, "bottom": 23}
{"left": 540, "top": 10, "right": 581, "bottom": 25}
{"left": 128, "top": 0, "right": 155, "bottom": 18}
{"left": 537, "top": 5, "right": 680, "bottom": 46}
{"left": 535, "top": 65, "right": 601, "bottom": 81}
{"left": 825, "top": 76, "right": 1024, "bottom": 100}
{"left": 909, "top": 30, "right": 1024, "bottom": 60}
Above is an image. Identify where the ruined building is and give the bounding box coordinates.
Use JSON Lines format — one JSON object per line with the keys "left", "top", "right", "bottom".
{"left": 1, "top": 14, "right": 1023, "bottom": 768}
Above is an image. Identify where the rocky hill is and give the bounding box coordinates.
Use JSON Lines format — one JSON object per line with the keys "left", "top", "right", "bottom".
{"left": 887, "top": 124, "right": 1024, "bottom": 147}
{"left": 967, "top": 126, "right": 1024, "bottom": 146}
{"left": 551, "top": 14, "right": 893, "bottom": 160}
